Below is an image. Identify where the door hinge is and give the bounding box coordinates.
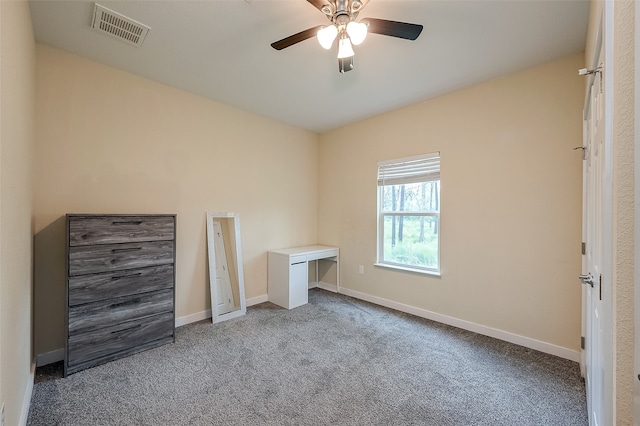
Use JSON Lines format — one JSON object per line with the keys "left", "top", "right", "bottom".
{"left": 581, "top": 242, "right": 586, "bottom": 255}
{"left": 581, "top": 336, "right": 585, "bottom": 350}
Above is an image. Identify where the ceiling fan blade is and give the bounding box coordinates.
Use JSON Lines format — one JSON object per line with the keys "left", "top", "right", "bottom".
{"left": 271, "top": 26, "right": 323, "bottom": 50}
{"left": 362, "top": 18, "right": 423, "bottom": 41}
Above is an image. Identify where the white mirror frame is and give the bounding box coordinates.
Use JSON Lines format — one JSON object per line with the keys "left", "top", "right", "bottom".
{"left": 206, "top": 212, "right": 247, "bottom": 324}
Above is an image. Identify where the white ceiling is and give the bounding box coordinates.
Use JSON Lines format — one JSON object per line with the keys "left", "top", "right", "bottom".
{"left": 29, "top": 0, "right": 590, "bottom": 133}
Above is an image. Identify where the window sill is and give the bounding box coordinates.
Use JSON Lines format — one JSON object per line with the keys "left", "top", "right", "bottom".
{"left": 374, "top": 263, "right": 441, "bottom": 277}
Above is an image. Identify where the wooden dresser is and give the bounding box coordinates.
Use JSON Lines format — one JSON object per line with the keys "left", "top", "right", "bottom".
{"left": 65, "top": 214, "right": 176, "bottom": 376}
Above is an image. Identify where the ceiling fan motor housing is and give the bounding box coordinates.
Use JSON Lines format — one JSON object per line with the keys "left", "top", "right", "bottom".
{"left": 324, "top": 0, "right": 362, "bottom": 22}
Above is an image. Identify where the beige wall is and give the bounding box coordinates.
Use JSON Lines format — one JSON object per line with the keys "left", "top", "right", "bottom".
{"left": 0, "top": 0, "right": 36, "bottom": 425}
{"left": 34, "top": 45, "right": 319, "bottom": 355}
{"left": 318, "top": 53, "right": 585, "bottom": 353}
{"left": 611, "top": 1, "right": 634, "bottom": 423}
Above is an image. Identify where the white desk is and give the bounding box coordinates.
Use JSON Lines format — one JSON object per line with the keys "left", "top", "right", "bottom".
{"left": 268, "top": 245, "right": 340, "bottom": 309}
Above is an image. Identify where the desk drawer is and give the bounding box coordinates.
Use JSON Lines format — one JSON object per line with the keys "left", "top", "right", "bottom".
{"left": 290, "top": 254, "right": 307, "bottom": 264}
{"left": 69, "top": 215, "right": 175, "bottom": 246}
{"left": 307, "top": 249, "right": 338, "bottom": 261}
{"left": 69, "top": 264, "right": 174, "bottom": 306}
{"left": 68, "top": 312, "right": 174, "bottom": 368}
{"left": 69, "top": 240, "right": 174, "bottom": 276}
{"left": 68, "top": 288, "right": 173, "bottom": 336}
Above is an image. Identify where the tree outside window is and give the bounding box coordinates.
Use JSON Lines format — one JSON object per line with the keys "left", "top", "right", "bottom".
{"left": 377, "top": 153, "right": 440, "bottom": 273}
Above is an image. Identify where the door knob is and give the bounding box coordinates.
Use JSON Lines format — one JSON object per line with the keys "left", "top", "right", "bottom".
{"left": 579, "top": 273, "right": 594, "bottom": 287}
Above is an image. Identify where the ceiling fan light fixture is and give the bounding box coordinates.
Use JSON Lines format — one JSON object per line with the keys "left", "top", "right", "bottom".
{"left": 346, "top": 21, "right": 367, "bottom": 45}
{"left": 337, "top": 36, "right": 355, "bottom": 59}
{"left": 270, "top": 2, "right": 424, "bottom": 74}
{"left": 317, "top": 24, "right": 338, "bottom": 49}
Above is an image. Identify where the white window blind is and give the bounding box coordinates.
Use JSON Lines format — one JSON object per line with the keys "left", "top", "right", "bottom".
{"left": 377, "top": 152, "right": 440, "bottom": 186}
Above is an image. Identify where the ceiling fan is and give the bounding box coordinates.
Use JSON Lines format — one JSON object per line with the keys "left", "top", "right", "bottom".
{"left": 271, "top": 0, "right": 423, "bottom": 73}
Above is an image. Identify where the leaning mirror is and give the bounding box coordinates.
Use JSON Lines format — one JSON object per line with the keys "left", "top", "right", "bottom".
{"left": 206, "top": 212, "right": 247, "bottom": 324}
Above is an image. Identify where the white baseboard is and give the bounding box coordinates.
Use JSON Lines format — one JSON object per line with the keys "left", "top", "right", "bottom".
{"left": 35, "top": 289, "right": 577, "bottom": 370}
{"left": 247, "top": 294, "right": 268, "bottom": 306}
{"left": 338, "top": 287, "right": 581, "bottom": 362}
{"left": 36, "top": 348, "right": 64, "bottom": 366}
{"left": 317, "top": 282, "right": 338, "bottom": 293}
{"left": 174, "top": 294, "right": 269, "bottom": 328}
{"left": 174, "top": 309, "right": 212, "bottom": 327}
{"left": 20, "top": 363, "right": 35, "bottom": 426}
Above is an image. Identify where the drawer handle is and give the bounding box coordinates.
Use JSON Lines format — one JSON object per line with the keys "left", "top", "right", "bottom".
{"left": 112, "top": 221, "right": 143, "bottom": 225}
{"left": 110, "top": 298, "right": 141, "bottom": 309}
{"left": 111, "top": 272, "right": 142, "bottom": 280}
{"left": 111, "top": 247, "right": 142, "bottom": 253}
{"left": 110, "top": 324, "right": 143, "bottom": 334}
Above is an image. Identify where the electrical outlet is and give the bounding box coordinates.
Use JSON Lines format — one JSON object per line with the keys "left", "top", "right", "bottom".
{"left": 358, "top": 265, "right": 364, "bottom": 275}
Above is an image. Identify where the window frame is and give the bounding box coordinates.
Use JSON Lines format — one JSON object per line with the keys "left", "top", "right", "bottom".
{"left": 375, "top": 153, "right": 441, "bottom": 275}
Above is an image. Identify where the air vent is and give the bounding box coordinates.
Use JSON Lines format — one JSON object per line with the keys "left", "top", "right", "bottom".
{"left": 91, "top": 4, "right": 150, "bottom": 47}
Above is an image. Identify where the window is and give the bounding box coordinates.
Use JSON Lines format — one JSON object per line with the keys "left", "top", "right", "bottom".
{"left": 376, "top": 153, "right": 440, "bottom": 274}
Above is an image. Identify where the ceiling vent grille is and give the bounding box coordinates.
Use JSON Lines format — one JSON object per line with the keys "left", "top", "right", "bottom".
{"left": 91, "top": 4, "right": 150, "bottom": 47}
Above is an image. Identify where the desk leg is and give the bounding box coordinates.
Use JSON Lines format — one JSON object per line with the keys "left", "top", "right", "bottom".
{"left": 336, "top": 256, "right": 340, "bottom": 293}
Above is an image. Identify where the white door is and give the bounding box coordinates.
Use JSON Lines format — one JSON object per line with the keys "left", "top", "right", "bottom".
{"left": 213, "top": 220, "right": 235, "bottom": 315}
{"left": 581, "top": 46, "right": 605, "bottom": 426}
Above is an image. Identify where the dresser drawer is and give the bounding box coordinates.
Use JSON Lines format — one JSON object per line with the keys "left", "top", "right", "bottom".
{"left": 69, "top": 215, "right": 175, "bottom": 246}
{"left": 69, "top": 264, "right": 174, "bottom": 306}
{"left": 68, "top": 240, "right": 174, "bottom": 276}
{"left": 68, "top": 289, "right": 173, "bottom": 336}
{"left": 68, "top": 312, "right": 174, "bottom": 368}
